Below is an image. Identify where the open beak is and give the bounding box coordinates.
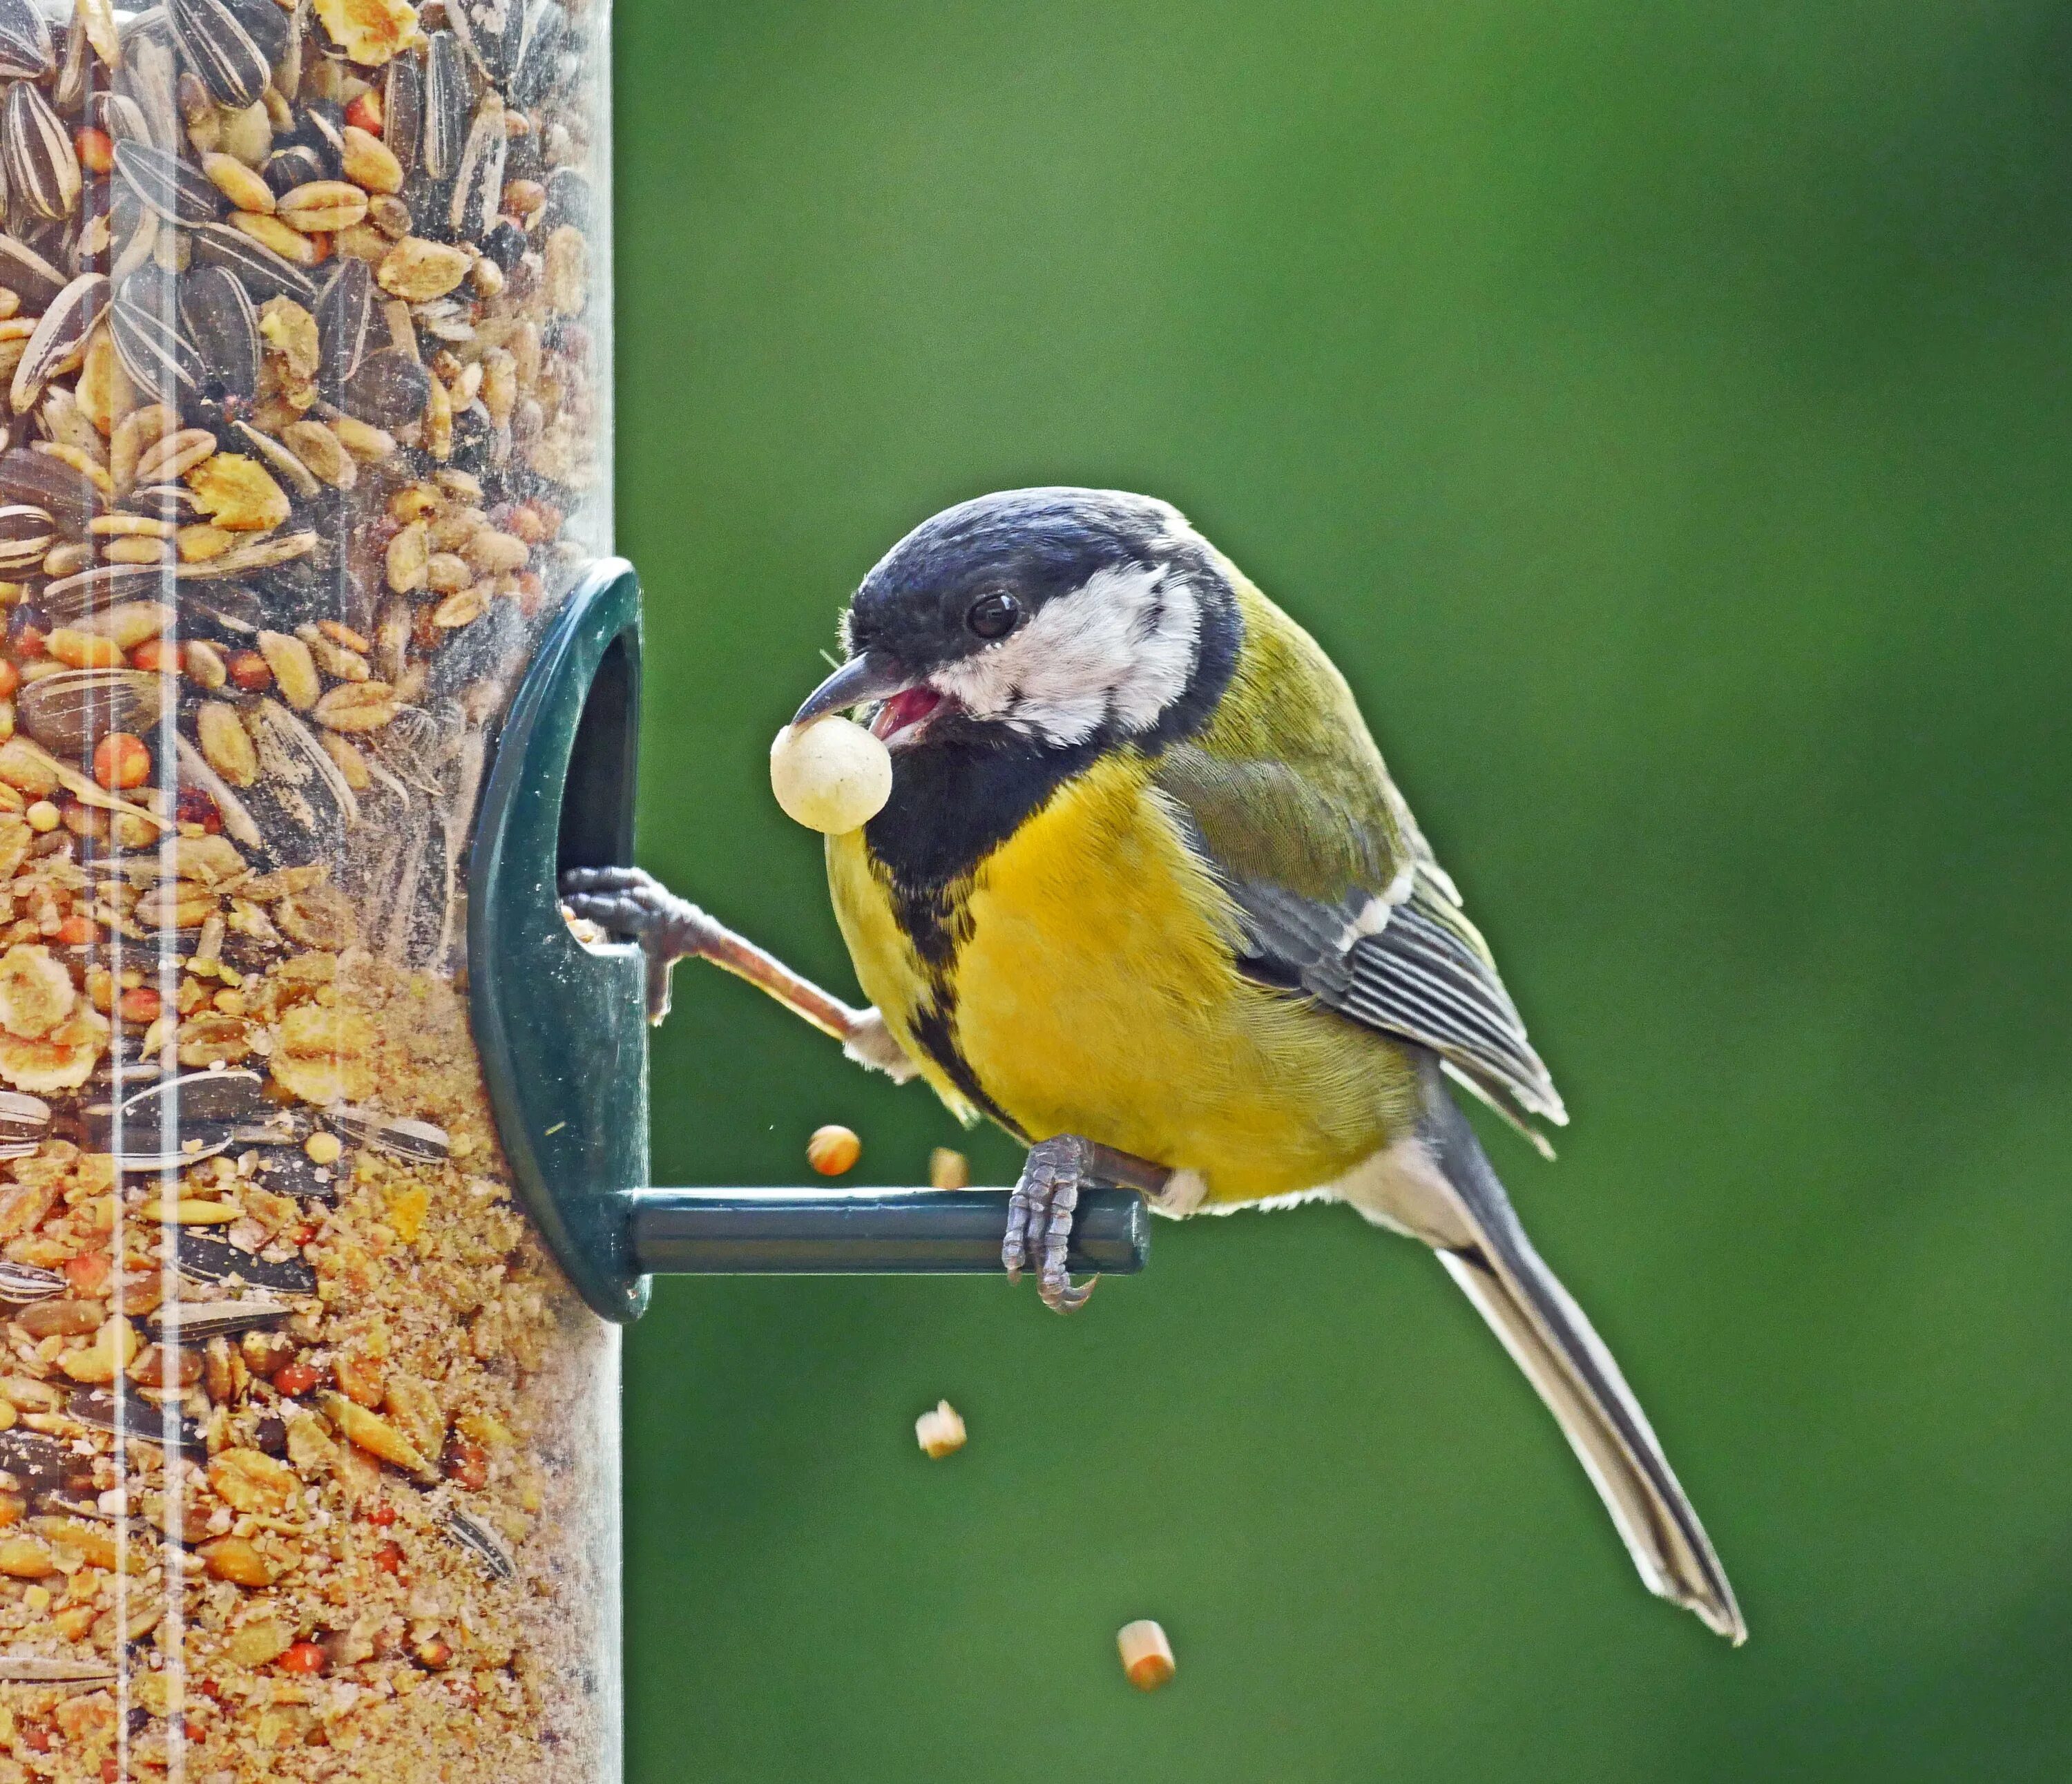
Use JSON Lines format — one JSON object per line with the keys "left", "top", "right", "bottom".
{"left": 793, "top": 652, "right": 911, "bottom": 726}
{"left": 794, "top": 652, "right": 949, "bottom": 744}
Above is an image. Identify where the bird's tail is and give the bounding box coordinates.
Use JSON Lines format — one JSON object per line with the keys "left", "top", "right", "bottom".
{"left": 1404, "top": 1088, "right": 1745, "bottom": 1642}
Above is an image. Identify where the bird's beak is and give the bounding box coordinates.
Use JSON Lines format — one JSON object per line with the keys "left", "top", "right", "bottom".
{"left": 792, "top": 652, "right": 912, "bottom": 726}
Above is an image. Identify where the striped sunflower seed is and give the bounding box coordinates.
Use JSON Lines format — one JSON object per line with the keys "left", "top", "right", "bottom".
{"left": 262, "top": 143, "right": 327, "bottom": 196}
{"left": 189, "top": 220, "right": 317, "bottom": 303}
{"left": 2, "top": 79, "right": 79, "bottom": 222}
{"left": 0, "top": 233, "right": 64, "bottom": 310}
{"left": 114, "top": 139, "right": 226, "bottom": 226}
{"left": 421, "top": 30, "right": 467, "bottom": 180}
{"left": 450, "top": 93, "right": 508, "bottom": 239}
{"left": 314, "top": 254, "right": 373, "bottom": 395}
{"left": 512, "top": 0, "right": 569, "bottom": 108}
{"left": 180, "top": 263, "right": 261, "bottom": 402}
{"left": 169, "top": 0, "right": 286, "bottom": 110}
{"left": 0, "top": 445, "right": 105, "bottom": 530}
{"left": 0, "top": 505, "right": 52, "bottom": 570}
{"left": 52, "top": 12, "right": 91, "bottom": 115}
{"left": 110, "top": 298, "right": 206, "bottom": 405}
{"left": 9, "top": 274, "right": 109, "bottom": 416}
{"left": 383, "top": 50, "right": 423, "bottom": 179}
{"left": 0, "top": 0, "right": 52, "bottom": 81}
{"left": 90, "top": 93, "right": 154, "bottom": 148}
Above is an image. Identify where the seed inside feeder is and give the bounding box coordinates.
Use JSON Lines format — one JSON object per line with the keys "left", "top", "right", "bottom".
{"left": 769, "top": 715, "right": 892, "bottom": 834}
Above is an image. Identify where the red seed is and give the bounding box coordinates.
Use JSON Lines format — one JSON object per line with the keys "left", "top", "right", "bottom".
{"left": 345, "top": 90, "right": 383, "bottom": 134}
{"left": 0, "top": 659, "right": 16, "bottom": 698}
{"left": 441, "top": 1438, "right": 489, "bottom": 1491}
{"left": 93, "top": 731, "right": 151, "bottom": 789}
{"left": 372, "top": 1540, "right": 403, "bottom": 1575}
{"left": 176, "top": 785, "right": 223, "bottom": 834}
{"left": 53, "top": 914, "right": 96, "bottom": 946}
{"left": 75, "top": 128, "right": 113, "bottom": 175}
{"left": 226, "top": 649, "right": 272, "bottom": 691}
{"left": 132, "top": 637, "right": 184, "bottom": 675}
{"left": 367, "top": 1502, "right": 398, "bottom": 1527}
{"left": 272, "top": 1361, "right": 320, "bottom": 1397}
{"left": 117, "top": 986, "right": 162, "bottom": 1024}
{"left": 278, "top": 1641, "right": 327, "bottom": 1675}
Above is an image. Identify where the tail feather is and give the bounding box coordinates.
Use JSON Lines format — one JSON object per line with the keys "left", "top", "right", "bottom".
{"left": 1376, "top": 1080, "right": 1745, "bottom": 1642}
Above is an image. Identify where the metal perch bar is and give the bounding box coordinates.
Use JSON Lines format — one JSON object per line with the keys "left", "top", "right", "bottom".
{"left": 623, "top": 1187, "right": 1150, "bottom": 1276}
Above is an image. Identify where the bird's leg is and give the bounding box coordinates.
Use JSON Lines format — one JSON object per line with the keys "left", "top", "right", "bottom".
{"left": 1005, "top": 1134, "right": 1102, "bottom": 1313}
{"left": 558, "top": 868, "right": 909, "bottom": 1082}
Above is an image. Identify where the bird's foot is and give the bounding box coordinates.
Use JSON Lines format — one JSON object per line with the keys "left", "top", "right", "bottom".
{"left": 560, "top": 865, "right": 720, "bottom": 1024}
{"left": 1004, "top": 1134, "right": 1098, "bottom": 1314}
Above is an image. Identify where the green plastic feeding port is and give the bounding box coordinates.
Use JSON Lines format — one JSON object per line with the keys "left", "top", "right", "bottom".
{"left": 466, "top": 561, "right": 1151, "bottom": 1323}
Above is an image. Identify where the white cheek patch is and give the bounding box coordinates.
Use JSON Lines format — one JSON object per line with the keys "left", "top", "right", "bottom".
{"left": 932, "top": 564, "right": 1202, "bottom": 747}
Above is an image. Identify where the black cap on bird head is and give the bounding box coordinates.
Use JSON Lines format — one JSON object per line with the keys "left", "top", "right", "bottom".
{"left": 794, "top": 488, "right": 1240, "bottom": 756}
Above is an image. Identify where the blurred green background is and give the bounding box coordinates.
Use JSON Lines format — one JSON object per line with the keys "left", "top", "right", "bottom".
{"left": 610, "top": 1, "right": 2072, "bottom": 1778}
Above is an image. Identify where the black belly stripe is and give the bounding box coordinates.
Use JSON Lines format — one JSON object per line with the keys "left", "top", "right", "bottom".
{"left": 908, "top": 999, "right": 1026, "bottom": 1140}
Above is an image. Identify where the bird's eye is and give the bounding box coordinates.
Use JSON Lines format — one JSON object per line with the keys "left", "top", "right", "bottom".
{"left": 966, "top": 591, "right": 1020, "bottom": 640}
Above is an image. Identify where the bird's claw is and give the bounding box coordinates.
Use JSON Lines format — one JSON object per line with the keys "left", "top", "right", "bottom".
{"left": 1005, "top": 1133, "right": 1098, "bottom": 1314}
{"left": 559, "top": 865, "right": 718, "bottom": 1024}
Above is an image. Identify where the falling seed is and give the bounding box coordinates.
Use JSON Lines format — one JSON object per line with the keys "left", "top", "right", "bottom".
{"left": 1117, "top": 1621, "right": 1176, "bottom": 1691}
{"left": 806, "top": 1124, "right": 861, "bottom": 1176}
{"left": 914, "top": 1400, "right": 966, "bottom": 1459}
{"left": 928, "top": 1147, "right": 970, "bottom": 1190}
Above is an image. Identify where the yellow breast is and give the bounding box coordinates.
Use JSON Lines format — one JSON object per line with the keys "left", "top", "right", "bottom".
{"left": 827, "top": 754, "right": 1415, "bottom": 1204}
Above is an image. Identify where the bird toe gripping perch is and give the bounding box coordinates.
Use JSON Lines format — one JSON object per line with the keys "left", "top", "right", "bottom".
{"left": 466, "top": 560, "right": 1153, "bottom": 1322}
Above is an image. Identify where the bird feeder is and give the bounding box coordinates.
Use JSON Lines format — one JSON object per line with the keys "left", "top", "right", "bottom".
{"left": 0, "top": 5, "right": 1144, "bottom": 1778}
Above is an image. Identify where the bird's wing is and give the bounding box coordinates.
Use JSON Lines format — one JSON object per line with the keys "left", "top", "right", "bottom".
{"left": 1151, "top": 744, "right": 1568, "bottom": 1153}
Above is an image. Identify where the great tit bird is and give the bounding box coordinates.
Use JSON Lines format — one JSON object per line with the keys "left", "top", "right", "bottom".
{"left": 565, "top": 487, "right": 1743, "bottom": 1641}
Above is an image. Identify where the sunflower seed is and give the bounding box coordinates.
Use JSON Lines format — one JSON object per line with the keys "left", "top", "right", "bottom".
{"left": 53, "top": 12, "right": 92, "bottom": 114}
{"left": 445, "top": 0, "right": 521, "bottom": 82}
{"left": 147, "top": 1298, "right": 292, "bottom": 1340}
{"left": 114, "top": 139, "right": 224, "bottom": 227}
{"left": 68, "top": 1388, "right": 205, "bottom": 1450}
{"left": 19, "top": 668, "right": 169, "bottom": 755}
{"left": 443, "top": 1505, "right": 515, "bottom": 1582}
{"left": 110, "top": 296, "right": 205, "bottom": 403}
{"left": 8, "top": 273, "right": 108, "bottom": 414}
{"left": 0, "top": 1657, "right": 117, "bottom": 1684}
{"left": 1, "top": 83, "right": 77, "bottom": 226}
{"left": 379, "top": 53, "right": 423, "bottom": 183}
{"left": 0, "top": 1259, "right": 62, "bottom": 1303}
{"left": 178, "top": 579, "right": 262, "bottom": 634}
{"left": 181, "top": 263, "right": 260, "bottom": 402}
{"left": 189, "top": 220, "right": 315, "bottom": 303}
{"left": 314, "top": 253, "right": 372, "bottom": 395}
{"left": 296, "top": 98, "right": 347, "bottom": 177}
{"left": 0, "top": 448, "right": 104, "bottom": 531}
{"left": 262, "top": 143, "right": 325, "bottom": 197}
{"left": 114, "top": 15, "right": 182, "bottom": 154}
{"left": 165, "top": 1229, "right": 315, "bottom": 1296}
{"left": 327, "top": 1107, "right": 450, "bottom": 1162}
{"left": 169, "top": 0, "right": 284, "bottom": 109}
{"left": 0, "top": 231, "right": 64, "bottom": 309}
{"left": 124, "top": 482, "right": 204, "bottom": 524}
{"left": 0, "top": 503, "right": 52, "bottom": 570}
{"left": 421, "top": 30, "right": 467, "bottom": 181}
{"left": 342, "top": 345, "right": 430, "bottom": 427}
{"left": 41, "top": 563, "right": 169, "bottom": 622}
{"left": 449, "top": 93, "right": 507, "bottom": 239}
{"left": 91, "top": 93, "right": 155, "bottom": 148}
{"left": 0, "top": 0, "right": 53, "bottom": 81}
{"left": 512, "top": 0, "right": 568, "bottom": 108}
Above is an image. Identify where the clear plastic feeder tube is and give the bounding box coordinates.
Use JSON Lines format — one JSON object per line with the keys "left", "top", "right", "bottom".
{"left": 0, "top": 0, "right": 620, "bottom": 1776}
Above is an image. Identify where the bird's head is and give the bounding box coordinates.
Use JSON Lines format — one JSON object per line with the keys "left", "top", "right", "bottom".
{"left": 793, "top": 488, "right": 1240, "bottom": 757}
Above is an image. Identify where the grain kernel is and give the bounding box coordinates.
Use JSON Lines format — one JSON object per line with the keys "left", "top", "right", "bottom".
{"left": 807, "top": 1124, "right": 861, "bottom": 1176}
{"left": 914, "top": 1400, "right": 966, "bottom": 1459}
{"left": 1117, "top": 1620, "right": 1176, "bottom": 1691}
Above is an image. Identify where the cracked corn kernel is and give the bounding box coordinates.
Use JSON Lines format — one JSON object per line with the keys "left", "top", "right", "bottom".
{"left": 929, "top": 1147, "right": 970, "bottom": 1190}
{"left": 1117, "top": 1620, "right": 1176, "bottom": 1691}
{"left": 914, "top": 1401, "right": 966, "bottom": 1459}
{"left": 305, "top": 1130, "right": 343, "bottom": 1165}
{"left": 806, "top": 1124, "right": 861, "bottom": 1176}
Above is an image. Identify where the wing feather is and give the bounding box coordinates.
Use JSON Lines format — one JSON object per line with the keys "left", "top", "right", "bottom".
{"left": 1152, "top": 746, "right": 1566, "bottom": 1152}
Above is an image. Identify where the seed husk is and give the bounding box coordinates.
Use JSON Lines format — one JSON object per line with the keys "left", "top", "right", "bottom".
{"left": 18, "top": 669, "right": 168, "bottom": 756}
{"left": 0, "top": 0, "right": 53, "bottom": 80}
{"left": 115, "top": 140, "right": 226, "bottom": 227}
{"left": 421, "top": 31, "right": 466, "bottom": 180}
{"left": 443, "top": 1504, "right": 515, "bottom": 1581}
{"left": 9, "top": 274, "right": 108, "bottom": 414}
{"left": 169, "top": 0, "right": 287, "bottom": 109}
{"left": 178, "top": 262, "right": 262, "bottom": 401}
{"left": 110, "top": 295, "right": 205, "bottom": 404}
{"left": 0, "top": 234, "right": 66, "bottom": 311}
{"left": 0, "top": 446, "right": 105, "bottom": 530}
{"left": 382, "top": 51, "right": 422, "bottom": 178}
{"left": 0, "top": 505, "right": 52, "bottom": 572}
{"left": 314, "top": 253, "right": 373, "bottom": 394}
{"left": 449, "top": 93, "right": 506, "bottom": 239}
{"left": 341, "top": 344, "right": 429, "bottom": 425}
{"left": 1, "top": 83, "right": 80, "bottom": 222}
{"left": 188, "top": 219, "right": 318, "bottom": 303}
